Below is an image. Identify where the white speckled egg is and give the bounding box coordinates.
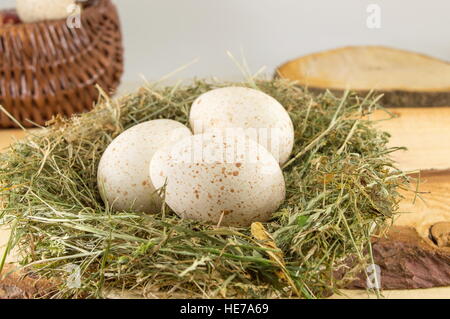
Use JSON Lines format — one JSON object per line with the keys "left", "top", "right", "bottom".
{"left": 97, "top": 119, "right": 192, "bottom": 213}
{"left": 149, "top": 132, "right": 286, "bottom": 227}
{"left": 16, "top": 0, "right": 79, "bottom": 23}
{"left": 189, "top": 87, "right": 294, "bottom": 165}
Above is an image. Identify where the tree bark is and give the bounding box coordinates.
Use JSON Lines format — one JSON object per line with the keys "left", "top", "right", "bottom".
{"left": 346, "top": 226, "right": 450, "bottom": 290}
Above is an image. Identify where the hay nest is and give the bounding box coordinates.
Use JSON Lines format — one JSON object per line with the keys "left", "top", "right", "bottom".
{"left": 0, "top": 78, "right": 408, "bottom": 298}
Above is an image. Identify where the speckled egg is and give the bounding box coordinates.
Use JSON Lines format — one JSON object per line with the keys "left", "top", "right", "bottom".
{"left": 97, "top": 119, "right": 192, "bottom": 213}
{"left": 149, "top": 132, "right": 286, "bottom": 226}
{"left": 16, "top": 0, "right": 79, "bottom": 23}
{"left": 189, "top": 87, "right": 294, "bottom": 165}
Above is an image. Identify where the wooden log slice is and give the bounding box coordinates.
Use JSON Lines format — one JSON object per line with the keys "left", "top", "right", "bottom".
{"left": 276, "top": 46, "right": 450, "bottom": 107}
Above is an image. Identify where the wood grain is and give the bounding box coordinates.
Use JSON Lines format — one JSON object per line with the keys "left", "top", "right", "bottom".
{"left": 396, "top": 170, "right": 450, "bottom": 240}
{"left": 373, "top": 107, "right": 450, "bottom": 171}
{"left": 332, "top": 287, "right": 450, "bottom": 299}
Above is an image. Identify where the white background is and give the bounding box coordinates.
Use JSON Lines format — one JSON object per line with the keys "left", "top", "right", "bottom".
{"left": 2, "top": 0, "right": 450, "bottom": 86}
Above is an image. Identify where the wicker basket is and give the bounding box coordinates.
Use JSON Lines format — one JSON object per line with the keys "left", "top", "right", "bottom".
{"left": 0, "top": 0, "right": 124, "bottom": 128}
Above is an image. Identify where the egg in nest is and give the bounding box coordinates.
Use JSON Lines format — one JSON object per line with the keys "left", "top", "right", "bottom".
{"left": 150, "top": 132, "right": 286, "bottom": 226}
{"left": 97, "top": 119, "right": 192, "bottom": 213}
{"left": 190, "top": 87, "right": 294, "bottom": 165}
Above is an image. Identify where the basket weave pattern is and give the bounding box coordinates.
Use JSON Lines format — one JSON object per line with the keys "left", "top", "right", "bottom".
{"left": 0, "top": 0, "right": 123, "bottom": 128}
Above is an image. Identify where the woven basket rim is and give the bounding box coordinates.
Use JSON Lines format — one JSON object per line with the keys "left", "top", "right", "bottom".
{"left": 0, "top": 0, "right": 123, "bottom": 128}
{"left": 0, "top": 0, "right": 106, "bottom": 31}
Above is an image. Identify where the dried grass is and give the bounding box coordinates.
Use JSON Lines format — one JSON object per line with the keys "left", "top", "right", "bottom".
{"left": 0, "top": 78, "right": 409, "bottom": 298}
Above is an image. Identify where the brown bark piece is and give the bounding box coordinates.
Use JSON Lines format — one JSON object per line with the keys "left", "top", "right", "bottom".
{"left": 276, "top": 46, "right": 450, "bottom": 107}
{"left": 347, "top": 226, "right": 450, "bottom": 290}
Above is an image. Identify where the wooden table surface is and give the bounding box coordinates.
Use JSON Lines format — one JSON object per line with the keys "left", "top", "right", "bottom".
{"left": 1, "top": 107, "right": 450, "bottom": 299}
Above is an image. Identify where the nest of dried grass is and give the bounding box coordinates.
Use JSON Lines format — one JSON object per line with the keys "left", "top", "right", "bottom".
{"left": 0, "top": 78, "right": 409, "bottom": 298}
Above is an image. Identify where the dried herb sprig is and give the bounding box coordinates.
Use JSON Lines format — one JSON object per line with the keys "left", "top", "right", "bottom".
{"left": 0, "top": 78, "right": 408, "bottom": 298}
